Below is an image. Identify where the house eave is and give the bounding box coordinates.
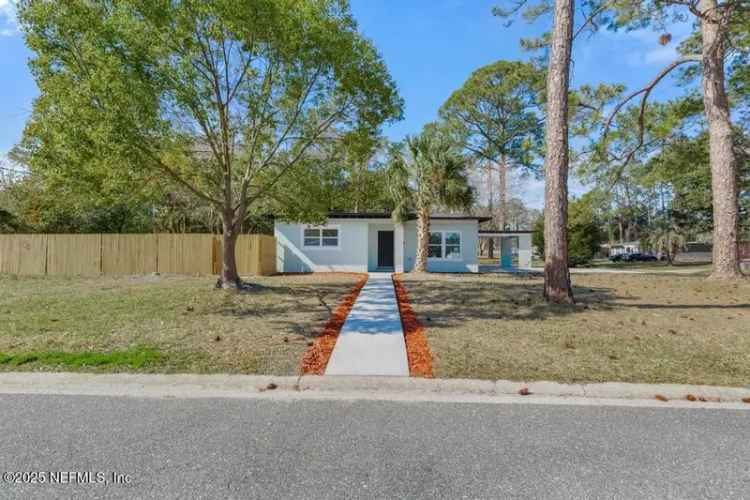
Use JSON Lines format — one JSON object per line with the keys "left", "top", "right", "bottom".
{"left": 326, "top": 211, "right": 490, "bottom": 223}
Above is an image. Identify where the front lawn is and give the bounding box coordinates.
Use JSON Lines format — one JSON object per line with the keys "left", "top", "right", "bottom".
{"left": 399, "top": 273, "right": 750, "bottom": 386}
{"left": 0, "top": 273, "right": 360, "bottom": 374}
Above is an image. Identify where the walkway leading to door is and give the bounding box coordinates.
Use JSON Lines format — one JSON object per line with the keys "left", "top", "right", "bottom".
{"left": 325, "top": 273, "right": 409, "bottom": 376}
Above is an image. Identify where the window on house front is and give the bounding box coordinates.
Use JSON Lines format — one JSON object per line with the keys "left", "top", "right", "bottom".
{"left": 428, "top": 231, "right": 462, "bottom": 260}
{"left": 445, "top": 232, "right": 461, "bottom": 259}
{"left": 428, "top": 232, "right": 443, "bottom": 258}
{"left": 303, "top": 227, "right": 339, "bottom": 248}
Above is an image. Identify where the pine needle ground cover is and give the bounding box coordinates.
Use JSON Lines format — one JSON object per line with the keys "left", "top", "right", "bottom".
{"left": 399, "top": 272, "right": 750, "bottom": 386}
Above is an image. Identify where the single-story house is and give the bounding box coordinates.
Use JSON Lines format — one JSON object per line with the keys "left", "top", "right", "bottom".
{"left": 274, "top": 212, "right": 490, "bottom": 273}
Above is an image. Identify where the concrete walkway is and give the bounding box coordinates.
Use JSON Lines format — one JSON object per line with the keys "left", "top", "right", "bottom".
{"left": 325, "top": 273, "right": 409, "bottom": 376}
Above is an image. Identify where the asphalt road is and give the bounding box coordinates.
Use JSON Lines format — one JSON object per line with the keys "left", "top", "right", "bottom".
{"left": 0, "top": 394, "right": 748, "bottom": 499}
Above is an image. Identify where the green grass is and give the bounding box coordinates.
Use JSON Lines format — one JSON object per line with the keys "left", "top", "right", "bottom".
{"left": 0, "top": 273, "right": 360, "bottom": 375}
{"left": 0, "top": 346, "right": 162, "bottom": 369}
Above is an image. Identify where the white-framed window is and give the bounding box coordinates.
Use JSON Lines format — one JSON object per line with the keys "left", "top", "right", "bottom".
{"left": 428, "top": 231, "right": 462, "bottom": 260}
{"left": 302, "top": 226, "right": 340, "bottom": 249}
{"left": 428, "top": 232, "right": 443, "bottom": 258}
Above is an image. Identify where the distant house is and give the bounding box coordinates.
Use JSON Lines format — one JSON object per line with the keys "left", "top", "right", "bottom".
{"left": 274, "top": 212, "right": 490, "bottom": 273}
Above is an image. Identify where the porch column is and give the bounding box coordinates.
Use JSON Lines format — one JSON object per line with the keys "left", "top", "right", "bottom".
{"left": 394, "top": 222, "right": 405, "bottom": 273}
{"left": 518, "top": 233, "right": 532, "bottom": 268}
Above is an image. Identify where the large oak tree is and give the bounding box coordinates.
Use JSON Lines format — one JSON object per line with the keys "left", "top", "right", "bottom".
{"left": 17, "top": 0, "right": 402, "bottom": 287}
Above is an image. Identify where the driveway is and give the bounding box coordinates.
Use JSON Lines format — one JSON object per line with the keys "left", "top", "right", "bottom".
{"left": 479, "top": 264, "right": 707, "bottom": 275}
{"left": 1, "top": 393, "right": 748, "bottom": 499}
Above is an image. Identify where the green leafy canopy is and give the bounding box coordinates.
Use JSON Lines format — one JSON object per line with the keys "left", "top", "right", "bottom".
{"left": 17, "top": 0, "right": 403, "bottom": 227}
{"left": 439, "top": 60, "right": 546, "bottom": 174}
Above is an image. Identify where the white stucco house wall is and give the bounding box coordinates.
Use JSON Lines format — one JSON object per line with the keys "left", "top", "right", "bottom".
{"left": 274, "top": 212, "right": 490, "bottom": 273}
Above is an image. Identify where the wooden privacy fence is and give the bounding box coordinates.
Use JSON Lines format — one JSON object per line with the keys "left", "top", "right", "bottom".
{"left": 0, "top": 234, "right": 276, "bottom": 277}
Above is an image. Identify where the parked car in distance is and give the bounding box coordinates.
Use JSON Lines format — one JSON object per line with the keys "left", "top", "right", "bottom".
{"left": 626, "top": 253, "right": 658, "bottom": 262}
{"left": 610, "top": 253, "right": 658, "bottom": 262}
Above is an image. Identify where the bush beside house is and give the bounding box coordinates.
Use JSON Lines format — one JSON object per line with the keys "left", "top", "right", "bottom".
{"left": 533, "top": 199, "right": 603, "bottom": 267}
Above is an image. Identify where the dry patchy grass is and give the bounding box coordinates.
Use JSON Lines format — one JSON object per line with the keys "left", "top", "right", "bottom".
{"left": 399, "top": 272, "right": 750, "bottom": 386}
{"left": 587, "top": 259, "right": 713, "bottom": 273}
{"left": 0, "top": 273, "right": 359, "bottom": 374}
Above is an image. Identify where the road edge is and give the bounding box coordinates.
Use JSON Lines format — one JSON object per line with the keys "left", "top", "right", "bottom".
{"left": 0, "top": 372, "right": 748, "bottom": 409}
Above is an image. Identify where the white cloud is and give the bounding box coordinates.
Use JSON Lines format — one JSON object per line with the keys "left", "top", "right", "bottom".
{"left": 602, "top": 22, "right": 693, "bottom": 68}
{"left": 519, "top": 176, "right": 590, "bottom": 210}
{"left": 644, "top": 45, "right": 679, "bottom": 64}
{"left": 0, "top": 0, "right": 18, "bottom": 37}
{"left": 626, "top": 44, "right": 680, "bottom": 67}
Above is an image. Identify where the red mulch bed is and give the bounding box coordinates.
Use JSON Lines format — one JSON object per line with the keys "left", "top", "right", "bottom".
{"left": 299, "top": 273, "right": 368, "bottom": 375}
{"left": 393, "top": 274, "right": 434, "bottom": 378}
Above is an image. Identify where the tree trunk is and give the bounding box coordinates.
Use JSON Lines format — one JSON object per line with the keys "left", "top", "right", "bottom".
{"left": 498, "top": 156, "right": 507, "bottom": 231}
{"left": 221, "top": 209, "right": 241, "bottom": 288}
{"left": 488, "top": 237, "right": 495, "bottom": 259}
{"left": 542, "top": 0, "right": 575, "bottom": 304}
{"left": 665, "top": 240, "right": 674, "bottom": 266}
{"left": 699, "top": 0, "right": 743, "bottom": 279}
{"left": 414, "top": 206, "right": 430, "bottom": 272}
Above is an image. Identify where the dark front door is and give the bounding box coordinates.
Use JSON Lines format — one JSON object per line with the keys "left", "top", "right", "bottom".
{"left": 377, "top": 231, "right": 394, "bottom": 268}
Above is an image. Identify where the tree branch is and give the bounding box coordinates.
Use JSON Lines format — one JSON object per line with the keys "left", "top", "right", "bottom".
{"left": 245, "top": 100, "right": 351, "bottom": 208}
{"left": 573, "top": 2, "right": 611, "bottom": 42}
{"left": 132, "top": 142, "right": 222, "bottom": 206}
{"left": 239, "top": 66, "right": 323, "bottom": 202}
{"left": 602, "top": 55, "right": 701, "bottom": 143}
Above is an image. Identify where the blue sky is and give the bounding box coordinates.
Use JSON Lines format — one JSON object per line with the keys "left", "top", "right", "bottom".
{"left": 0, "top": 0, "right": 695, "bottom": 207}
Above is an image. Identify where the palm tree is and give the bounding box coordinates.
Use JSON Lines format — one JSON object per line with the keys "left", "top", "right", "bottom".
{"left": 388, "top": 128, "right": 474, "bottom": 272}
{"left": 648, "top": 224, "right": 687, "bottom": 265}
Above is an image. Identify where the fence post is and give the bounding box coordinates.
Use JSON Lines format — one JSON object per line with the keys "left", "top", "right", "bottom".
{"left": 212, "top": 236, "right": 221, "bottom": 275}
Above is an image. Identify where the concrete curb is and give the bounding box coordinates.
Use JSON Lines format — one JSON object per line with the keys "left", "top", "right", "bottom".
{"left": 0, "top": 372, "right": 748, "bottom": 406}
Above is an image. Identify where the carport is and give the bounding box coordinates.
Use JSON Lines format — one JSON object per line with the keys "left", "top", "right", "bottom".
{"left": 478, "top": 230, "right": 533, "bottom": 269}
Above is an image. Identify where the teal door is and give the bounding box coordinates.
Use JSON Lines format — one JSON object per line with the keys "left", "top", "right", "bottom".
{"left": 501, "top": 237, "right": 513, "bottom": 268}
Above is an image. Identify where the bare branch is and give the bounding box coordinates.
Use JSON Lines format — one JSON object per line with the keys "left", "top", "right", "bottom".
{"left": 598, "top": 55, "right": 701, "bottom": 186}
{"left": 239, "top": 66, "right": 323, "bottom": 201}
{"left": 244, "top": 100, "right": 351, "bottom": 208}
{"left": 132, "top": 142, "right": 222, "bottom": 206}
{"left": 602, "top": 55, "right": 701, "bottom": 142}
{"left": 0, "top": 165, "right": 27, "bottom": 175}
{"left": 573, "top": 2, "right": 611, "bottom": 42}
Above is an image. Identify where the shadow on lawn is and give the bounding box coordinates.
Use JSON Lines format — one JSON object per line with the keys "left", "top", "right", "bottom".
{"left": 627, "top": 303, "right": 750, "bottom": 310}
{"left": 404, "top": 274, "right": 750, "bottom": 330}
{"left": 213, "top": 283, "right": 354, "bottom": 338}
{"left": 402, "top": 276, "right": 622, "bottom": 327}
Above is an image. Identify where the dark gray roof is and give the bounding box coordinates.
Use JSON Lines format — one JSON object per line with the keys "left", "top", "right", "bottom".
{"left": 327, "top": 211, "right": 491, "bottom": 223}
{"left": 478, "top": 229, "right": 533, "bottom": 234}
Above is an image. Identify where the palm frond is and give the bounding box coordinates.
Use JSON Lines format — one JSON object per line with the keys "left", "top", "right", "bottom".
{"left": 386, "top": 146, "right": 414, "bottom": 222}
{"left": 387, "top": 126, "right": 474, "bottom": 218}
